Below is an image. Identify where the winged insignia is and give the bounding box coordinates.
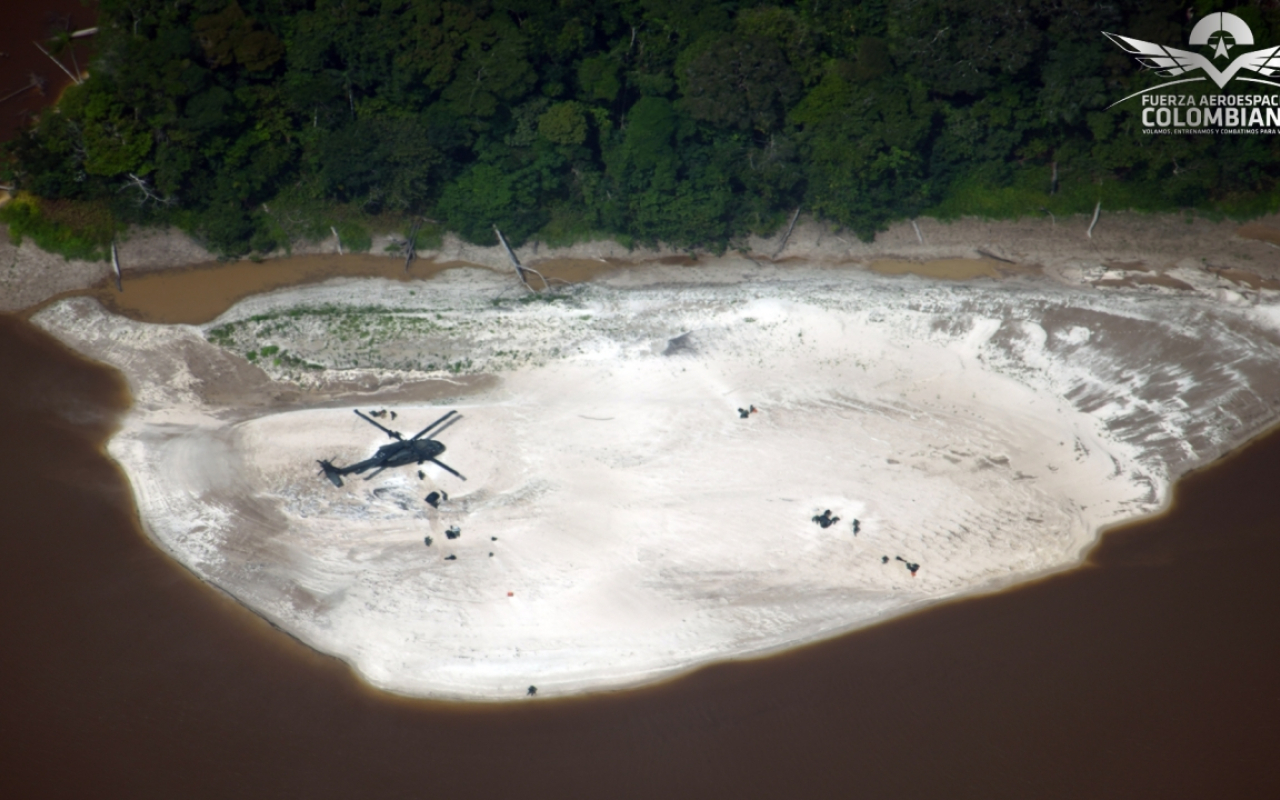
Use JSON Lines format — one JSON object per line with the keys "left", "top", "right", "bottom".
{"left": 1103, "top": 32, "right": 1280, "bottom": 89}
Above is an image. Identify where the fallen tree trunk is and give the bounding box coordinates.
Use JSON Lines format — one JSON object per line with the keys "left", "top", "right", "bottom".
{"left": 111, "top": 241, "right": 122, "bottom": 292}
{"left": 494, "top": 226, "right": 549, "bottom": 292}
{"left": 976, "top": 247, "right": 1015, "bottom": 264}
{"left": 771, "top": 207, "right": 801, "bottom": 260}
{"left": 33, "top": 40, "right": 80, "bottom": 85}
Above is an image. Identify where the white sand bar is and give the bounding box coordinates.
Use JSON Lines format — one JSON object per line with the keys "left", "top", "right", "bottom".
{"left": 34, "top": 262, "right": 1280, "bottom": 699}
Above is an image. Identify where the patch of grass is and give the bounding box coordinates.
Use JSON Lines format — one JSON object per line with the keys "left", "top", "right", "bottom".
{"left": 277, "top": 351, "right": 324, "bottom": 370}
{"left": 927, "top": 162, "right": 1280, "bottom": 223}
{"left": 515, "top": 290, "right": 569, "bottom": 305}
{"left": 0, "top": 194, "right": 114, "bottom": 261}
{"left": 929, "top": 163, "right": 1192, "bottom": 221}
{"left": 1209, "top": 189, "right": 1280, "bottom": 221}
{"left": 207, "top": 324, "right": 236, "bottom": 345}
{"left": 332, "top": 219, "right": 372, "bottom": 253}
{"left": 412, "top": 220, "right": 444, "bottom": 250}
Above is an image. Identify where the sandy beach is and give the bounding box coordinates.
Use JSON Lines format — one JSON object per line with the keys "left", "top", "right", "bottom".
{"left": 26, "top": 227, "right": 1280, "bottom": 698}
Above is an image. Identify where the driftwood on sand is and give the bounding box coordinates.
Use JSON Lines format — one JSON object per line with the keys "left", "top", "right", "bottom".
{"left": 494, "top": 225, "right": 550, "bottom": 292}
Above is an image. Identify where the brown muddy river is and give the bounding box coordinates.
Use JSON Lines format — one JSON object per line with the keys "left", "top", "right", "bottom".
{"left": 3, "top": 258, "right": 1280, "bottom": 798}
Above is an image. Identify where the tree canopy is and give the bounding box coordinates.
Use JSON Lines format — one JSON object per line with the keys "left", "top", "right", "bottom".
{"left": 4, "top": 0, "right": 1279, "bottom": 257}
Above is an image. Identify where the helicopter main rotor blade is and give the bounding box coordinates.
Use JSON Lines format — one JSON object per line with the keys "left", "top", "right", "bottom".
{"left": 423, "top": 415, "right": 461, "bottom": 440}
{"left": 428, "top": 458, "right": 466, "bottom": 481}
{"left": 362, "top": 465, "right": 389, "bottom": 481}
{"left": 354, "top": 409, "right": 403, "bottom": 440}
{"left": 408, "top": 409, "right": 458, "bottom": 441}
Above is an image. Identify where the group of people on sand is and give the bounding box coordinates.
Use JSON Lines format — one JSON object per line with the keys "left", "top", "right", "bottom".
{"left": 811, "top": 509, "right": 862, "bottom": 535}
{"left": 811, "top": 510, "right": 920, "bottom": 576}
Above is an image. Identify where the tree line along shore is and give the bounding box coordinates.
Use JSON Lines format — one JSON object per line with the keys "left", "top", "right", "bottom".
{"left": 3, "top": 0, "right": 1280, "bottom": 264}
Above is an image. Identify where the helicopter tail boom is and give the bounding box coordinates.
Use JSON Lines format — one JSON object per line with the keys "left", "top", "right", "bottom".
{"left": 317, "top": 460, "right": 345, "bottom": 487}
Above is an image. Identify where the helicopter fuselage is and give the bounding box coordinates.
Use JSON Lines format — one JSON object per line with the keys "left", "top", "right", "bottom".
{"left": 318, "top": 409, "right": 464, "bottom": 486}
{"left": 372, "top": 439, "right": 446, "bottom": 469}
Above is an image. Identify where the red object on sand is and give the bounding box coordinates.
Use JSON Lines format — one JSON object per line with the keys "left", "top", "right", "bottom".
{"left": 507, "top": 591, "right": 514, "bottom": 597}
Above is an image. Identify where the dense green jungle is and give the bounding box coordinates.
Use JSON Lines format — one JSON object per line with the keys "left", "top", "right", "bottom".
{"left": 4, "top": 0, "right": 1280, "bottom": 260}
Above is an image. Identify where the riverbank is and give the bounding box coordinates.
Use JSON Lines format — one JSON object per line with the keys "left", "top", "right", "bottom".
{"left": 6, "top": 210, "right": 1280, "bottom": 315}
{"left": 27, "top": 248, "right": 1280, "bottom": 699}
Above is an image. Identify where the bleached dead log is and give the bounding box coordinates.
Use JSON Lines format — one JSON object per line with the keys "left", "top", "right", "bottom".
{"left": 1087, "top": 201, "right": 1101, "bottom": 240}
{"left": 111, "top": 241, "right": 122, "bottom": 292}
{"left": 70, "top": 27, "right": 98, "bottom": 39}
{"left": 771, "top": 206, "right": 801, "bottom": 260}
{"left": 33, "top": 40, "right": 80, "bottom": 85}
{"left": 976, "top": 247, "right": 1014, "bottom": 264}
{"left": 911, "top": 219, "right": 924, "bottom": 244}
{"left": 494, "top": 225, "right": 549, "bottom": 292}
{"left": 331, "top": 225, "right": 343, "bottom": 255}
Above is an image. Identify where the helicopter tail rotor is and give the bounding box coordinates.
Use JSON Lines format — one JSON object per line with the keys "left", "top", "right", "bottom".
{"left": 317, "top": 459, "right": 345, "bottom": 487}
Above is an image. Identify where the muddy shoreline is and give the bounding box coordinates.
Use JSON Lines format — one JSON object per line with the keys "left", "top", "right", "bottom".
{"left": 6, "top": 211, "right": 1280, "bottom": 316}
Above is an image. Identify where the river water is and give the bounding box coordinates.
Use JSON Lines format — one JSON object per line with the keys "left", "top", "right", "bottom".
{"left": 3, "top": 268, "right": 1280, "bottom": 797}
{"left": 0, "top": 1, "right": 95, "bottom": 143}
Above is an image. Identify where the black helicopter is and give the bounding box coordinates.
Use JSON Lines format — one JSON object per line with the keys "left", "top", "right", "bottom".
{"left": 318, "top": 409, "right": 466, "bottom": 487}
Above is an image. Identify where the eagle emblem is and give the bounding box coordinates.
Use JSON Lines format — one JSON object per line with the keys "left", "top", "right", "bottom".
{"left": 1104, "top": 12, "right": 1280, "bottom": 106}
